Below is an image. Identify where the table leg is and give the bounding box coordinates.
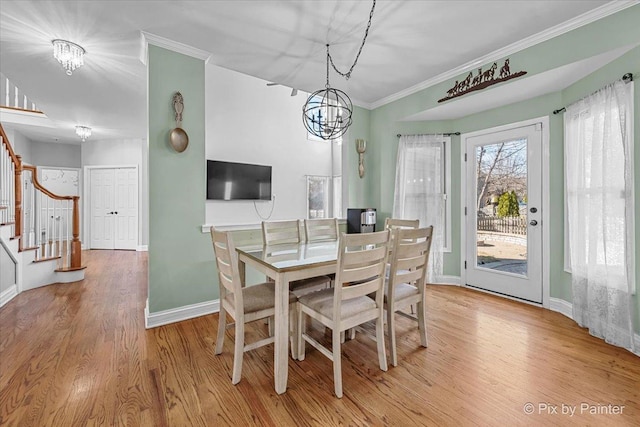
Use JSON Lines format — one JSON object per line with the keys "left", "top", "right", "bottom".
{"left": 274, "top": 272, "right": 289, "bottom": 394}
{"left": 238, "top": 259, "right": 246, "bottom": 287}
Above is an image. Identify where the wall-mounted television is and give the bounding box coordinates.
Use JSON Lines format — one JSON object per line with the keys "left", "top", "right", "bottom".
{"left": 207, "top": 160, "right": 272, "bottom": 201}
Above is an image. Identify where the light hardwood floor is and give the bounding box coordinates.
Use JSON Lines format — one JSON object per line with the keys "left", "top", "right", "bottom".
{"left": 1, "top": 250, "right": 638, "bottom": 426}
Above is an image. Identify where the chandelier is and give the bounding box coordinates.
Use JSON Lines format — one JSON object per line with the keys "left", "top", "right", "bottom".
{"left": 302, "top": 0, "right": 376, "bottom": 140}
{"left": 75, "top": 126, "right": 92, "bottom": 142}
{"left": 52, "top": 39, "right": 85, "bottom": 75}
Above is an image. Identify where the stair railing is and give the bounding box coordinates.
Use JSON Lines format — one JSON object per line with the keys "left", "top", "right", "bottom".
{"left": 0, "top": 123, "right": 81, "bottom": 270}
{"left": 0, "top": 124, "right": 21, "bottom": 245}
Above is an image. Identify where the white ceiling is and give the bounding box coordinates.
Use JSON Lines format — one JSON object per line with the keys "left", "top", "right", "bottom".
{"left": 0, "top": 1, "right": 631, "bottom": 145}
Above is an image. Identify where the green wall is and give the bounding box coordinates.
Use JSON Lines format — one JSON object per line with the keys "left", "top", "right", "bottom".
{"left": 348, "top": 106, "right": 374, "bottom": 209}
{"left": 148, "top": 45, "right": 216, "bottom": 313}
{"left": 145, "top": 6, "right": 640, "bottom": 334}
{"left": 366, "top": 6, "right": 640, "bottom": 332}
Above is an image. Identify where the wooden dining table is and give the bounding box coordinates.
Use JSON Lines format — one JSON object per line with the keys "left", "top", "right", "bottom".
{"left": 236, "top": 240, "right": 339, "bottom": 394}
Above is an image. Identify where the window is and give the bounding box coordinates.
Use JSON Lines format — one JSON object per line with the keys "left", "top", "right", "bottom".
{"left": 564, "top": 79, "right": 635, "bottom": 291}
{"left": 306, "top": 175, "right": 342, "bottom": 219}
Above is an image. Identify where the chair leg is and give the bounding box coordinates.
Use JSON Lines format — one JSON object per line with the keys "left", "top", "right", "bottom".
{"left": 332, "top": 328, "right": 343, "bottom": 398}
{"left": 376, "top": 313, "right": 388, "bottom": 372}
{"left": 290, "top": 303, "right": 298, "bottom": 360}
{"left": 417, "top": 300, "right": 428, "bottom": 348}
{"left": 215, "top": 306, "right": 227, "bottom": 355}
{"left": 231, "top": 320, "right": 244, "bottom": 385}
{"left": 297, "top": 307, "right": 306, "bottom": 361}
{"left": 387, "top": 304, "right": 398, "bottom": 367}
{"left": 267, "top": 316, "right": 274, "bottom": 337}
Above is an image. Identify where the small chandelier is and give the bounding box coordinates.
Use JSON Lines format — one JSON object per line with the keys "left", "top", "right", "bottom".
{"left": 52, "top": 39, "right": 85, "bottom": 75}
{"left": 75, "top": 126, "right": 92, "bottom": 142}
{"left": 302, "top": 0, "right": 376, "bottom": 140}
{"left": 302, "top": 45, "right": 353, "bottom": 140}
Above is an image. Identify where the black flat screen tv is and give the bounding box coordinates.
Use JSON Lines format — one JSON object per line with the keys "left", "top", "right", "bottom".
{"left": 207, "top": 160, "right": 272, "bottom": 201}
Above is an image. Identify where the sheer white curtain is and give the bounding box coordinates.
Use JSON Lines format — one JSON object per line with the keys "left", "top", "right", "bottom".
{"left": 393, "top": 134, "right": 449, "bottom": 282}
{"left": 564, "top": 79, "right": 636, "bottom": 354}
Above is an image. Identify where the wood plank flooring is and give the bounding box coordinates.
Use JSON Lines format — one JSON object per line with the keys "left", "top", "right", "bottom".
{"left": 1, "top": 250, "right": 639, "bottom": 426}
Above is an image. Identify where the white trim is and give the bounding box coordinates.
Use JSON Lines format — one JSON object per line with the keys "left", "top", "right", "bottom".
{"left": 201, "top": 219, "right": 348, "bottom": 234}
{"left": 145, "top": 298, "right": 220, "bottom": 329}
{"left": 0, "top": 284, "right": 18, "bottom": 308}
{"left": 432, "top": 275, "right": 461, "bottom": 285}
{"left": 549, "top": 297, "right": 573, "bottom": 319}
{"left": 460, "top": 116, "right": 550, "bottom": 307}
{"left": 140, "top": 31, "right": 211, "bottom": 65}
{"left": 136, "top": 245, "right": 148, "bottom": 252}
{"left": 549, "top": 297, "right": 640, "bottom": 356}
{"left": 368, "top": 1, "right": 638, "bottom": 110}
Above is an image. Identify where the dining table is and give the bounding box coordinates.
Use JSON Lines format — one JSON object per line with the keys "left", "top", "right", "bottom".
{"left": 236, "top": 240, "right": 339, "bottom": 394}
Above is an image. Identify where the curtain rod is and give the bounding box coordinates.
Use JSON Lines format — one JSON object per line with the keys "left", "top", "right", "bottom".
{"left": 553, "top": 73, "right": 632, "bottom": 115}
{"left": 397, "top": 132, "right": 460, "bottom": 137}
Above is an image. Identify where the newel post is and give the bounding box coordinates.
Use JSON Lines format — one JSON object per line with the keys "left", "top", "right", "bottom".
{"left": 14, "top": 155, "right": 22, "bottom": 251}
{"left": 71, "top": 196, "right": 82, "bottom": 268}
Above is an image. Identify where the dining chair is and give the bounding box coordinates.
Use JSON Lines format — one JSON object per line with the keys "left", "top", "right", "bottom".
{"left": 211, "top": 227, "right": 297, "bottom": 384}
{"left": 385, "top": 226, "right": 433, "bottom": 366}
{"left": 384, "top": 217, "right": 420, "bottom": 231}
{"left": 297, "top": 230, "right": 390, "bottom": 398}
{"left": 262, "top": 220, "right": 331, "bottom": 297}
{"left": 304, "top": 218, "right": 339, "bottom": 242}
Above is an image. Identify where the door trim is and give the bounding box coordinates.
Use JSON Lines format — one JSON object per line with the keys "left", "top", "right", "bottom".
{"left": 460, "top": 116, "right": 550, "bottom": 308}
{"left": 84, "top": 165, "right": 140, "bottom": 250}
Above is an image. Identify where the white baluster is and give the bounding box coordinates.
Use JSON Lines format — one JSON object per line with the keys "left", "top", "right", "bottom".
{"left": 14, "top": 86, "right": 18, "bottom": 108}
{"left": 4, "top": 77, "right": 8, "bottom": 106}
{"left": 23, "top": 94, "right": 27, "bottom": 109}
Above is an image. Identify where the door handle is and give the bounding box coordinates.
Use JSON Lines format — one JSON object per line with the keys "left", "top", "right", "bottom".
{"left": 530, "top": 220, "right": 538, "bottom": 226}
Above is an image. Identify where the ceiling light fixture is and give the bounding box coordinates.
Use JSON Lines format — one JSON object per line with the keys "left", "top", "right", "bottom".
{"left": 75, "top": 125, "right": 91, "bottom": 142}
{"left": 302, "top": 0, "right": 376, "bottom": 140}
{"left": 52, "top": 39, "right": 85, "bottom": 75}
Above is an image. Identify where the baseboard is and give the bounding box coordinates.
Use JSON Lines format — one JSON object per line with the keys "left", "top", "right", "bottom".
{"left": 549, "top": 297, "right": 640, "bottom": 356}
{"left": 433, "top": 275, "right": 461, "bottom": 286}
{"left": 136, "top": 245, "right": 148, "bottom": 252}
{"left": 549, "top": 297, "right": 573, "bottom": 319}
{"left": 0, "top": 284, "right": 18, "bottom": 308}
{"left": 145, "top": 298, "right": 220, "bottom": 329}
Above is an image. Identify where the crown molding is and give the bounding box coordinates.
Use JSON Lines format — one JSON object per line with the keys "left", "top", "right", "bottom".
{"left": 139, "top": 31, "right": 212, "bottom": 65}
{"left": 368, "top": 0, "right": 639, "bottom": 110}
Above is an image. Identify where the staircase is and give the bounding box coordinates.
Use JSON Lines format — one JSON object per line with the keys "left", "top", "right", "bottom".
{"left": 1, "top": 122, "right": 85, "bottom": 308}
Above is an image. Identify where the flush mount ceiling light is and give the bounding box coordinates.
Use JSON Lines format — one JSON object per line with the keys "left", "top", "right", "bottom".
{"left": 75, "top": 125, "right": 91, "bottom": 142}
{"left": 302, "top": 0, "right": 376, "bottom": 140}
{"left": 52, "top": 39, "right": 85, "bottom": 75}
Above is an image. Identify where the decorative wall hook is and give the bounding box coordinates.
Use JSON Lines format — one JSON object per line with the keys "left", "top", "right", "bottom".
{"left": 356, "top": 139, "right": 366, "bottom": 178}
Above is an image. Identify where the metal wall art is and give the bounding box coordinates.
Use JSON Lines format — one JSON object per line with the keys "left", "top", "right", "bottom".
{"left": 356, "top": 139, "right": 366, "bottom": 178}
{"left": 438, "top": 58, "right": 527, "bottom": 103}
{"left": 169, "top": 92, "right": 189, "bottom": 152}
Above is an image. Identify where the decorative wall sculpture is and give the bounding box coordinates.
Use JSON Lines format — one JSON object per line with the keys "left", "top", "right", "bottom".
{"left": 438, "top": 58, "right": 527, "bottom": 103}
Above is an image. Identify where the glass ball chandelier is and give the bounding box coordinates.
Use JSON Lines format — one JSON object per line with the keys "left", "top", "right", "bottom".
{"left": 52, "top": 39, "right": 85, "bottom": 76}
{"left": 302, "top": 0, "right": 376, "bottom": 140}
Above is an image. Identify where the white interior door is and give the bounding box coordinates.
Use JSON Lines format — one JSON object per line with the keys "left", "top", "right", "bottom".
{"left": 464, "top": 123, "right": 543, "bottom": 303}
{"left": 114, "top": 168, "right": 138, "bottom": 250}
{"left": 90, "top": 167, "right": 138, "bottom": 250}
{"left": 90, "top": 169, "right": 115, "bottom": 249}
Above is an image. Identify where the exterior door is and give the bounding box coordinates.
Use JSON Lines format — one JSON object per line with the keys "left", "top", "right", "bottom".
{"left": 90, "top": 167, "right": 138, "bottom": 250}
{"left": 464, "top": 123, "right": 542, "bottom": 303}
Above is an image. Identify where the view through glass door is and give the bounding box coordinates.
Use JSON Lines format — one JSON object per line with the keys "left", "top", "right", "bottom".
{"left": 464, "top": 123, "right": 542, "bottom": 303}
